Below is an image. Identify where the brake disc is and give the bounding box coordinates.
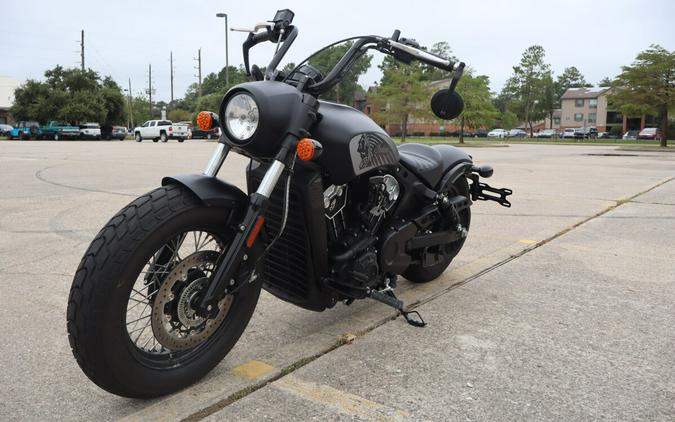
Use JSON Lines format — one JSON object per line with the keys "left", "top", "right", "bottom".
{"left": 151, "top": 250, "right": 233, "bottom": 351}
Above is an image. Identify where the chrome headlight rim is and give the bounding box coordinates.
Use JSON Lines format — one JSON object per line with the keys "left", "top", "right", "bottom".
{"left": 222, "top": 91, "right": 259, "bottom": 143}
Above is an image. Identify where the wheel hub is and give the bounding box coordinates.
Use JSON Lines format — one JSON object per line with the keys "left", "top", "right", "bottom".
{"left": 151, "top": 251, "right": 232, "bottom": 350}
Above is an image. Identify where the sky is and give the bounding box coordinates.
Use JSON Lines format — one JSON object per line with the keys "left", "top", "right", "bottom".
{"left": 1, "top": 0, "right": 673, "bottom": 103}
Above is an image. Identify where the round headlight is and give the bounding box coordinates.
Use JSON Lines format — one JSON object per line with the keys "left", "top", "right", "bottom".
{"left": 224, "top": 93, "right": 259, "bottom": 141}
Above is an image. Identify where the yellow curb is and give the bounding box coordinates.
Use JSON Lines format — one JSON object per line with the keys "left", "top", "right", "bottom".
{"left": 231, "top": 360, "right": 276, "bottom": 380}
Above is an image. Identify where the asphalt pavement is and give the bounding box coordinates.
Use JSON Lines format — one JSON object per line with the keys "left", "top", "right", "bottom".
{"left": 0, "top": 139, "right": 673, "bottom": 421}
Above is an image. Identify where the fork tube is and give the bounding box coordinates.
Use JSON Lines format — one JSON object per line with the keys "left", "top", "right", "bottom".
{"left": 203, "top": 143, "right": 230, "bottom": 176}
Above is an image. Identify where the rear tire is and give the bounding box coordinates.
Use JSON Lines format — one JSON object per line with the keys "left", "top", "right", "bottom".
{"left": 66, "top": 185, "right": 262, "bottom": 398}
{"left": 160, "top": 132, "right": 168, "bottom": 143}
{"left": 403, "top": 177, "right": 471, "bottom": 283}
{"left": 135, "top": 133, "right": 142, "bottom": 142}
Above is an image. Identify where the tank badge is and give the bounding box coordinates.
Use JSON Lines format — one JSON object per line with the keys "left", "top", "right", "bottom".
{"left": 349, "top": 133, "right": 399, "bottom": 175}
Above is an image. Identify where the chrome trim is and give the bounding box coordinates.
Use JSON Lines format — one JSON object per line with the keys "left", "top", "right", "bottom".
{"left": 203, "top": 143, "right": 229, "bottom": 176}
{"left": 388, "top": 40, "right": 451, "bottom": 68}
{"left": 256, "top": 160, "right": 285, "bottom": 198}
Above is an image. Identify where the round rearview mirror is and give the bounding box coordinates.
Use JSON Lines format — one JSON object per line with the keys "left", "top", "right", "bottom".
{"left": 431, "top": 90, "right": 464, "bottom": 120}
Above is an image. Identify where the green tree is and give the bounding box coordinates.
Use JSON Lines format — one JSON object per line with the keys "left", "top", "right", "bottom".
{"left": 598, "top": 76, "right": 614, "bottom": 87}
{"left": 554, "top": 66, "right": 591, "bottom": 101}
{"left": 454, "top": 73, "right": 498, "bottom": 143}
{"left": 130, "top": 96, "right": 151, "bottom": 127}
{"left": 370, "top": 61, "right": 432, "bottom": 142}
{"left": 308, "top": 41, "right": 372, "bottom": 105}
{"left": 502, "top": 45, "right": 551, "bottom": 136}
{"left": 168, "top": 108, "right": 193, "bottom": 123}
{"left": 500, "top": 110, "right": 519, "bottom": 129}
{"left": 11, "top": 66, "right": 127, "bottom": 125}
{"left": 609, "top": 45, "right": 674, "bottom": 147}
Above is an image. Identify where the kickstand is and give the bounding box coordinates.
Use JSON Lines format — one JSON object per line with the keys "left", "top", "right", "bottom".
{"left": 368, "top": 288, "right": 427, "bottom": 328}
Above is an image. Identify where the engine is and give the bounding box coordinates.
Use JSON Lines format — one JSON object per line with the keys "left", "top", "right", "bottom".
{"left": 323, "top": 174, "right": 400, "bottom": 290}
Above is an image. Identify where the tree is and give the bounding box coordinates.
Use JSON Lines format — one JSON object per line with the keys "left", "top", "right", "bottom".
{"left": 453, "top": 73, "right": 498, "bottom": 143}
{"left": 609, "top": 45, "right": 674, "bottom": 147}
{"left": 554, "top": 66, "right": 591, "bottom": 101}
{"left": 598, "top": 76, "right": 614, "bottom": 87}
{"left": 370, "top": 61, "right": 432, "bottom": 142}
{"left": 168, "top": 108, "right": 193, "bottom": 123}
{"left": 130, "top": 96, "right": 151, "bottom": 127}
{"left": 308, "top": 41, "right": 372, "bottom": 105}
{"left": 500, "top": 110, "right": 519, "bottom": 129}
{"left": 501, "top": 45, "right": 551, "bottom": 136}
{"left": 11, "top": 66, "right": 127, "bottom": 125}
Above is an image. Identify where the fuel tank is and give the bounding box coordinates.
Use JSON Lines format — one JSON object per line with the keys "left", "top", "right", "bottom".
{"left": 312, "top": 101, "right": 399, "bottom": 185}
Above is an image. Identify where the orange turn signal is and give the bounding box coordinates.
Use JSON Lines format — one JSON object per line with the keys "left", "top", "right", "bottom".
{"left": 196, "top": 111, "right": 217, "bottom": 131}
{"left": 296, "top": 138, "right": 323, "bottom": 161}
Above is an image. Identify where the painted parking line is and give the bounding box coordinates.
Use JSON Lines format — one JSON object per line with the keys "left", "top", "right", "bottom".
{"left": 273, "top": 375, "right": 409, "bottom": 422}
{"left": 230, "top": 360, "right": 276, "bottom": 380}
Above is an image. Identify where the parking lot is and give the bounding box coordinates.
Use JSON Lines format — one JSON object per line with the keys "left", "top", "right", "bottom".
{"left": 0, "top": 140, "right": 674, "bottom": 421}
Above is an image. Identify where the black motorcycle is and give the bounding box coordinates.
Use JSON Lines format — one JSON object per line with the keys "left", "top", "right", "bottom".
{"left": 67, "top": 9, "right": 512, "bottom": 398}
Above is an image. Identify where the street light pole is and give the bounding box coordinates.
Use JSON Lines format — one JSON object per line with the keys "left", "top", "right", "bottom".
{"left": 216, "top": 13, "right": 229, "bottom": 87}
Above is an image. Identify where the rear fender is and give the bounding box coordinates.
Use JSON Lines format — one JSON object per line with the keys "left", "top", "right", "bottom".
{"left": 432, "top": 145, "right": 473, "bottom": 192}
{"left": 162, "top": 174, "right": 248, "bottom": 214}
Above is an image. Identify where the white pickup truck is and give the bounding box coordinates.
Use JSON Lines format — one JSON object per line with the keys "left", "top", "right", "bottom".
{"left": 134, "top": 120, "right": 189, "bottom": 143}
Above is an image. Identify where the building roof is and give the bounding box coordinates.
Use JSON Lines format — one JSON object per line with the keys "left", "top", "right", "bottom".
{"left": 0, "top": 75, "right": 23, "bottom": 109}
{"left": 561, "top": 87, "right": 609, "bottom": 100}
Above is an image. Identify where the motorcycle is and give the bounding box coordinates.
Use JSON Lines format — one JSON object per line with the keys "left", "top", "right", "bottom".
{"left": 67, "top": 9, "right": 512, "bottom": 398}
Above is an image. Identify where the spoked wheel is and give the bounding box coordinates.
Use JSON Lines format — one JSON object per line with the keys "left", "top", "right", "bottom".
{"left": 403, "top": 176, "right": 471, "bottom": 283}
{"left": 67, "top": 185, "right": 263, "bottom": 397}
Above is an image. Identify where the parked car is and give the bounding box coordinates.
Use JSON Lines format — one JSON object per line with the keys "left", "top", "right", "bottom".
{"left": 473, "top": 130, "right": 488, "bottom": 138}
{"left": 561, "top": 128, "right": 577, "bottom": 139}
{"left": 0, "top": 124, "right": 13, "bottom": 136}
{"left": 487, "top": 128, "right": 508, "bottom": 138}
{"left": 507, "top": 129, "right": 528, "bottom": 138}
{"left": 191, "top": 127, "right": 221, "bottom": 140}
{"left": 535, "top": 129, "right": 558, "bottom": 138}
{"left": 622, "top": 130, "right": 639, "bottom": 140}
{"left": 41, "top": 121, "right": 80, "bottom": 140}
{"left": 637, "top": 127, "right": 662, "bottom": 140}
{"left": 8, "top": 121, "right": 41, "bottom": 140}
{"left": 101, "top": 125, "right": 128, "bottom": 140}
{"left": 79, "top": 123, "right": 101, "bottom": 140}
{"left": 574, "top": 127, "right": 597, "bottom": 139}
{"left": 134, "top": 119, "right": 189, "bottom": 142}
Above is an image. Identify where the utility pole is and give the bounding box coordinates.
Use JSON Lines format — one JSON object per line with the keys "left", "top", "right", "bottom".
{"left": 194, "top": 48, "right": 202, "bottom": 97}
{"left": 169, "top": 51, "right": 174, "bottom": 106}
{"left": 148, "top": 64, "right": 153, "bottom": 118}
{"left": 80, "top": 30, "right": 85, "bottom": 70}
{"left": 128, "top": 78, "right": 134, "bottom": 129}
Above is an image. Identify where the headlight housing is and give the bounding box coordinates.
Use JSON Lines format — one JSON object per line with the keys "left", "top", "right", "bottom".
{"left": 224, "top": 93, "right": 259, "bottom": 141}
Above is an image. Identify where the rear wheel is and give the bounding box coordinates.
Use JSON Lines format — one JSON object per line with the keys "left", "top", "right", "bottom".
{"left": 54, "top": 133, "right": 60, "bottom": 141}
{"left": 67, "top": 185, "right": 262, "bottom": 398}
{"left": 403, "top": 177, "right": 471, "bottom": 283}
{"left": 160, "top": 132, "right": 168, "bottom": 142}
{"left": 135, "top": 133, "right": 142, "bottom": 142}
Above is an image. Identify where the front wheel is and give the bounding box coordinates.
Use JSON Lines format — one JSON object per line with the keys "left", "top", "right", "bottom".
{"left": 67, "top": 185, "right": 262, "bottom": 397}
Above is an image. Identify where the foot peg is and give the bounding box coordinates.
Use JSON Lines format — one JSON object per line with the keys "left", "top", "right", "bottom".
{"left": 368, "top": 288, "right": 426, "bottom": 328}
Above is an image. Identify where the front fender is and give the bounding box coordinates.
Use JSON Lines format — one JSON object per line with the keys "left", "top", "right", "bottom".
{"left": 162, "top": 174, "right": 248, "bottom": 212}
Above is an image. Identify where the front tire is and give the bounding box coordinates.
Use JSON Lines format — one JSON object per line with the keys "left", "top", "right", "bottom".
{"left": 67, "top": 185, "right": 262, "bottom": 397}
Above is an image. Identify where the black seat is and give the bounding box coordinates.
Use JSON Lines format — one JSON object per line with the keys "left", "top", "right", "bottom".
{"left": 398, "top": 143, "right": 444, "bottom": 187}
